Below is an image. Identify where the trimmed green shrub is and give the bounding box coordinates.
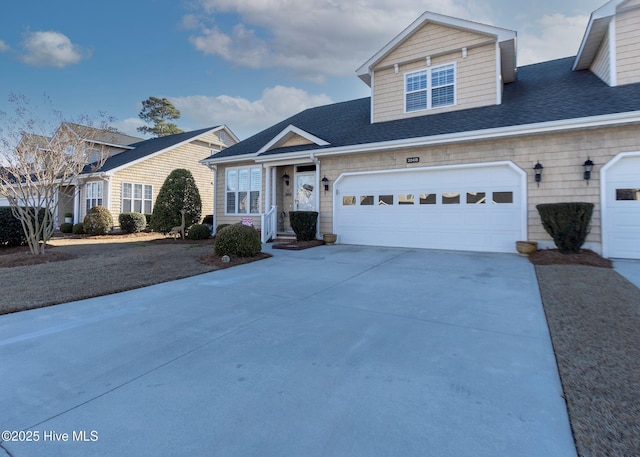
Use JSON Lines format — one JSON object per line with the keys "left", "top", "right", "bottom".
{"left": 187, "top": 224, "right": 211, "bottom": 240}
{"left": 144, "top": 214, "right": 152, "bottom": 227}
{"left": 0, "top": 207, "right": 27, "bottom": 246}
{"left": 537, "top": 202, "right": 594, "bottom": 254}
{"left": 202, "top": 214, "right": 213, "bottom": 225}
{"left": 60, "top": 222, "right": 73, "bottom": 233}
{"left": 214, "top": 224, "right": 261, "bottom": 257}
{"left": 72, "top": 223, "right": 85, "bottom": 235}
{"left": 83, "top": 205, "right": 113, "bottom": 235}
{"left": 215, "top": 224, "right": 230, "bottom": 233}
{"left": 0, "top": 206, "right": 50, "bottom": 246}
{"left": 289, "top": 211, "right": 318, "bottom": 241}
{"left": 150, "top": 169, "right": 202, "bottom": 233}
{"left": 119, "top": 212, "right": 147, "bottom": 233}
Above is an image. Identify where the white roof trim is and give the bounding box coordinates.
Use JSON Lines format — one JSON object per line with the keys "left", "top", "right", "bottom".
{"left": 573, "top": 0, "right": 628, "bottom": 71}
{"left": 95, "top": 127, "right": 224, "bottom": 175}
{"left": 252, "top": 111, "right": 640, "bottom": 163}
{"left": 257, "top": 125, "right": 330, "bottom": 154}
{"left": 356, "top": 11, "right": 516, "bottom": 86}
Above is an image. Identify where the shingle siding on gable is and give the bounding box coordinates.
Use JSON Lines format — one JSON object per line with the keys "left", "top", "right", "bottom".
{"left": 616, "top": 4, "right": 640, "bottom": 85}
{"left": 372, "top": 23, "right": 497, "bottom": 123}
{"left": 591, "top": 29, "right": 611, "bottom": 84}
{"left": 109, "top": 140, "right": 214, "bottom": 223}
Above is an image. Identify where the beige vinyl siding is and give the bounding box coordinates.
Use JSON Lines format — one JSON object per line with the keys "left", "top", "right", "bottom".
{"left": 373, "top": 41, "right": 497, "bottom": 123}
{"left": 377, "top": 22, "right": 492, "bottom": 68}
{"left": 616, "top": 4, "right": 640, "bottom": 85}
{"left": 590, "top": 28, "right": 611, "bottom": 84}
{"left": 280, "top": 135, "right": 314, "bottom": 148}
{"left": 109, "top": 137, "right": 217, "bottom": 225}
{"left": 317, "top": 124, "right": 640, "bottom": 250}
{"left": 215, "top": 161, "right": 263, "bottom": 230}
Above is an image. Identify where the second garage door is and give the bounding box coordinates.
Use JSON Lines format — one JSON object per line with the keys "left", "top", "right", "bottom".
{"left": 333, "top": 162, "right": 526, "bottom": 253}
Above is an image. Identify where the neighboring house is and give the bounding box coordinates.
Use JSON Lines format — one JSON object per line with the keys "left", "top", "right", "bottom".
{"left": 30, "top": 123, "right": 238, "bottom": 227}
{"left": 202, "top": 0, "right": 640, "bottom": 259}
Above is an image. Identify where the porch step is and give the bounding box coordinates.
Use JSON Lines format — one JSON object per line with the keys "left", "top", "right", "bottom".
{"left": 273, "top": 232, "right": 297, "bottom": 242}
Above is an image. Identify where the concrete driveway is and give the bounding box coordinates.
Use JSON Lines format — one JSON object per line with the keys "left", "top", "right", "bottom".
{"left": 0, "top": 245, "right": 576, "bottom": 457}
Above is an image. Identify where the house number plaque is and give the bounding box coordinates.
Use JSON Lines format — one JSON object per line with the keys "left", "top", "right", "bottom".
{"left": 406, "top": 157, "right": 420, "bottom": 163}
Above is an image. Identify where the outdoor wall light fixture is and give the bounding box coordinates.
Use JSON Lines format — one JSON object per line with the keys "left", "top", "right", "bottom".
{"left": 533, "top": 162, "right": 544, "bottom": 185}
{"left": 322, "top": 176, "right": 329, "bottom": 192}
{"left": 282, "top": 173, "right": 290, "bottom": 186}
{"left": 583, "top": 159, "right": 594, "bottom": 181}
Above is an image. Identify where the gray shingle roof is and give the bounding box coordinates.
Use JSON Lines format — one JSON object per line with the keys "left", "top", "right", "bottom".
{"left": 210, "top": 57, "right": 640, "bottom": 160}
{"left": 85, "top": 127, "right": 219, "bottom": 173}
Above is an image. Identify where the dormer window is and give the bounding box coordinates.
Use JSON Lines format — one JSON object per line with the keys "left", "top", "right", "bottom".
{"left": 405, "top": 63, "right": 456, "bottom": 112}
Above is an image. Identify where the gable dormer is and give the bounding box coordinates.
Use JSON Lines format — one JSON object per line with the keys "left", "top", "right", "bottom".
{"left": 357, "top": 12, "right": 516, "bottom": 124}
{"left": 574, "top": 0, "right": 640, "bottom": 87}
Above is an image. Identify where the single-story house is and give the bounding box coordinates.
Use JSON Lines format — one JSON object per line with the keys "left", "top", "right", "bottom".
{"left": 202, "top": 0, "right": 640, "bottom": 259}
{"left": 49, "top": 123, "right": 238, "bottom": 227}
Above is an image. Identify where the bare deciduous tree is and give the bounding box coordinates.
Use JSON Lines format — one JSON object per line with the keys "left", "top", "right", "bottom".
{"left": 0, "top": 94, "right": 113, "bottom": 254}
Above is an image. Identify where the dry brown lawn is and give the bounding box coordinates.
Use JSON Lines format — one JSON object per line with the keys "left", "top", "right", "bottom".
{"left": 0, "top": 232, "right": 270, "bottom": 315}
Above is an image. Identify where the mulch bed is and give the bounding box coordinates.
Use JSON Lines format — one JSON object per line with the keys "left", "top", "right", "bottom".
{"left": 528, "top": 249, "right": 613, "bottom": 268}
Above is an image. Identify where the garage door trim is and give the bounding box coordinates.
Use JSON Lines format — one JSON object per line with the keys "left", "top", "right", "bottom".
{"left": 601, "top": 150, "right": 640, "bottom": 258}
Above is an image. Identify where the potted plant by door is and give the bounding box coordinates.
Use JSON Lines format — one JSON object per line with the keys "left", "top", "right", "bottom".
{"left": 64, "top": 213, "right": 73, "bottom": 224}
{"left": 515, "top": 241, "right": 538, "bottom": 256}
{"left": 323, "top": 233, "right": 337, "bottom": 245}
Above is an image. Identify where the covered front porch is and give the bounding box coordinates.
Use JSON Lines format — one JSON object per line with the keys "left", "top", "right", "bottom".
{"left": 260, "top": 161, "right": 324, "bottom": 243}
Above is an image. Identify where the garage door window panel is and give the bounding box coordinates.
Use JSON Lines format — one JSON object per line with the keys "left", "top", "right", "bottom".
{"left": 442, "top": 193, "right": 460, "bottom": 204}
{"left": 379, "top": 195, "right": 394, "bottom": 205}
{"left": 466, "top": 192, "right": 486, "bottom": 204}
{"left": 616, "top": 188, "right": 640, "bottom": 200}
{"left": 360, "top": 195, "right": 374, "bottom": 205}
{"left": 399, "top": 194, "right": 415, "bottom": 205}
{"left": 343, "top": 196, "right": 356, "bottom": 206}
{"left": 492, "top": 191, "right": 513, "bottom": 204}
{"left": 420, "top": 193, "right": 437, "bottom": 205}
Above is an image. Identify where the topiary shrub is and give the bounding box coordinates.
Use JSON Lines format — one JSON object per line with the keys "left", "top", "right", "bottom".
{"left": 537, "top": 202, "right": 594, "bottom": 254}
{"left": 150, "top": 169, "right": 202, "bottom": 234}
{"left": 214, "top": 224, "right": 261, "bottom": 257}
{"left": 72, "top": 223, "right": 85, "bottom": 235}
{"left": 289, "top": 211, "right": 318, "bottom": 241}
{"left": 60, "top": 222, "right": 73, "bottom": 233}
{"left": 119, "top": 212, "right": 147, "bottom": 234}
{"left": 83, "top": 205, "right": 113, "bottom": 235}
{"left": 215, "top": 224, "right": 230, "bottom": 234}
{"left": 188, "top": 224, "right": 211, "bottom": 240}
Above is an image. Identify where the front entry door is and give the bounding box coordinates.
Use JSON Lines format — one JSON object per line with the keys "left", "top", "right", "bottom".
{"left": 294, "top": 172, "right": 316, "bottom": 211}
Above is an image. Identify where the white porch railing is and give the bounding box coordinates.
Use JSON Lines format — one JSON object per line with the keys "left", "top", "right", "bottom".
{"left": 261, "top": 205, "right": 277, "bottom": 243}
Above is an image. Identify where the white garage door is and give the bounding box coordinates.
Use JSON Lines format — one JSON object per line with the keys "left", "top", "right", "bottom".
{"left": 333, "top": 162, "right": 525, "bottom": 253}
{"left": 603, "top": 153, "right": 640, "bottom": 259}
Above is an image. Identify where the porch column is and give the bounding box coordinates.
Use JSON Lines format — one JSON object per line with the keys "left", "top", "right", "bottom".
{"left": 264, "top": 165, "right": 271, "bottom": 212}
{"left": 73, "top": 182, "right": 81, "bottom": 224}
{"left": 271, "top": 167, "right": 277, "bottom": 210}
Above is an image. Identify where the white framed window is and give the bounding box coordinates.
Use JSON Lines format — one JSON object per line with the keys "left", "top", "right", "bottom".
{"left": 122, "top": 183, "right": 153, "bottom": 214}
{"left": 405, "top": 63, "right": 456, "bottom": 112}
{"left": 85, "top": 181, "right": 103, "bottom": 213}
{"left": 226, "top": 166, "right": 261, "bottom": 215}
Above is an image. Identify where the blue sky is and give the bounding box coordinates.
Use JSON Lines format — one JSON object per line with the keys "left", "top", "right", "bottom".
{"left": 0, "top": 0, "right": 605, "bottom": 141}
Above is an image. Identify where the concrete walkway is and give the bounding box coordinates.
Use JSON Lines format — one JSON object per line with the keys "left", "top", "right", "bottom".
{"left": 613, "top": 258, "right": 640, "bottom": 289}
{"left": 0, "top": 245, "right": 576, "bottom": 457}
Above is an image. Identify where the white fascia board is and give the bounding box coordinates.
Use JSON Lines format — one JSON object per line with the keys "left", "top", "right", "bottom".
{"left": 254, "top": 151, "right": 315, "bottom": 165}
{"left": 356, "top": 11, "right": 516, "bottom": 83}
{"left": 257, "top": 125, "right": 329, "bottom": 154}
{"left": 105, "top": 127, "right": 219, "bottom": 174}
{"left": 573, "top": 0, "right": 623, "bottom": 70}
{"left": 311, "top": 111, "right": 640, "bottom": 158}
{"left": 203, "top": 152, "right": 260, "bottom": 165}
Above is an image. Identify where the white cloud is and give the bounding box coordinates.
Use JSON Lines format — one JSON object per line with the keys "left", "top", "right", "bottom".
{"left": 0, "top": 40, "right": 9, "bottom": 52}
{"left": 186, "top": 0, "right": 489, "bottom": 81}
{"left": 112, "top": 117, "right": 148, "bottom": 139}
{"left": 170, "top": 86, "right": 333, "bottom": 139}
{"left": 518, "top": 13, "right": 590, "bottom": 65}
{"left": 20, "top": 31, "right": 88, "bottom": 68}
